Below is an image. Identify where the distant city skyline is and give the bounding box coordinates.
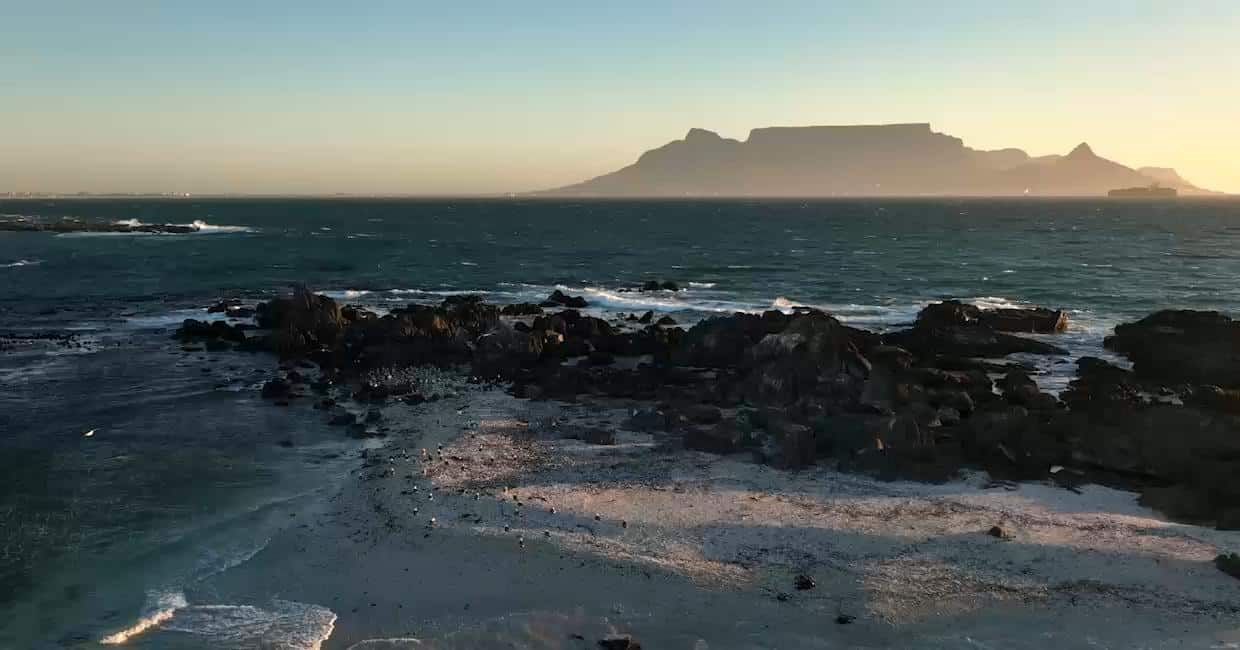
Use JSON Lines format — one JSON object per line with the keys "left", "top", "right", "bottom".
{"left": 3, "top": 2, "right": 1238, "bottom": 194}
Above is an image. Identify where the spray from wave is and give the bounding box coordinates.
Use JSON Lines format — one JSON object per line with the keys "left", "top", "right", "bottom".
{"left": 99, "top": 589, "right": 189, "bottom": 645}
{"left": 95, "top": 218, "right": 254, "bottom": 234}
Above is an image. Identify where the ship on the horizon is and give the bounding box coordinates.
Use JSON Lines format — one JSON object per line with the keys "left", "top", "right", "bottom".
{"left": 1108, "top": 184, "right": 1177, "bottom": 198}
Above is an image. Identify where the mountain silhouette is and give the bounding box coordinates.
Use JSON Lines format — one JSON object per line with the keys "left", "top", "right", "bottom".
{"left": 538, "top": 123, "right": 1217, "bottom": 197}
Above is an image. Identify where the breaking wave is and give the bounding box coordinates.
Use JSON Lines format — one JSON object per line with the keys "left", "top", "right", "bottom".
{"left": 2, "top": 258, "right": 41, "bottom": 268}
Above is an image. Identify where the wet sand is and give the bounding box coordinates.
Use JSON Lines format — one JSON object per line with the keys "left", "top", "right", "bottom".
{"left": 190, "top": 380, "right": 1240, "bottom": 649}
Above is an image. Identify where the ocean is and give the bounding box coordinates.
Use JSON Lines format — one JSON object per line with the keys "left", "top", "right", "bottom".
{"left": 3, "top": 197, "right": 1240, "bottom": 647}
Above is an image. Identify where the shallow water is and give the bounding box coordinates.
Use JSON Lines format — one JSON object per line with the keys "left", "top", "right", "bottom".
{"left": 3, "top": 197, "right": 1240, "bottom": 647}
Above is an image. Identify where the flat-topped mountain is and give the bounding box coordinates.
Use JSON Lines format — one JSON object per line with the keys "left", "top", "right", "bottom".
{"left": 538, "top": 123, "right": 1217, "bottom": 197}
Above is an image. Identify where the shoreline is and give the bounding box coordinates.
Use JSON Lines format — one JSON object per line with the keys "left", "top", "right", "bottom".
{"left": 9, "top": 283, "right": 1240, "bottom": 648}
{"left": 178, "top": 382, "right": 1239, "bottom": 648}
{"left": 146, "top": 286, "right": 1240, "bottom": 647}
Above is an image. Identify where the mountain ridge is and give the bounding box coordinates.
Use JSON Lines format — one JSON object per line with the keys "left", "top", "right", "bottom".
{"left": 537, "top": 123, "right": 1219, "bottom": 197}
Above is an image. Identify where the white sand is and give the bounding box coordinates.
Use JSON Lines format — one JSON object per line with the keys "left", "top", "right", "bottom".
{"left": 195, "top": 382, "right": 1240, "bottom": 649}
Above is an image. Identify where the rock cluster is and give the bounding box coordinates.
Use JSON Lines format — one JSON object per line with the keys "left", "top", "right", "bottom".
{"left": 177, "top": 288, "right": 1240, "bottom": 528}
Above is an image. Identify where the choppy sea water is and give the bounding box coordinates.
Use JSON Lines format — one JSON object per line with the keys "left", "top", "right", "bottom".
{"left": 3, "top": 197, "right": 1240, "bottom": 647}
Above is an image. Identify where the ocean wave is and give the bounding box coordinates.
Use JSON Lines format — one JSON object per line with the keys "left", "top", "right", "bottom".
{"left": 2, "top": 258, "right": 41, "bottom": 268}
{"left": 770, "top": 296, "right": 927, "bottom": 326}
{"left": 100, "top": 589, "right": 188, "bottom": 645}
{"left": 568, "top": 285, "right": 754, "bottom": 314}
{"left": 189, "top": 219, "right": 252, "bottom": 233}
{"left": 57, "top": 219, "right": 255, "bottom": 236}
{"left": 159, "top": 599, "right": 336, "bottom": 650}
{"left": 102, "top": 593, "right": 335, "bottom": 649}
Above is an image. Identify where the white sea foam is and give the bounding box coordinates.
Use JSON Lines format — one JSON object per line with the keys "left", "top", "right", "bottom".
{"left": 189, "top": 219, "right": 253, "bottom": 233}
{"left": 61, "top": 219, "right": 254, "bottom": 236}
{"left": 570, "top": 285, "right": 753, "bottom": 314}
{"left": 1, "top": 258, "right": 41, "bottom": 268}
{"left": 101, "top": 593, "right": 335, "bottom": 649}
{"left": 158, "top": 599, "right": 337, "bottom": 650}
{"left": 99, "top": 589, "right": 188, "bottom": 645}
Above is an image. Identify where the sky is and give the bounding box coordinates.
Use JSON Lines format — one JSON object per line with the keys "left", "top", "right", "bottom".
{"left": 2, "top": 1, "right": 1239, "bottom": 195}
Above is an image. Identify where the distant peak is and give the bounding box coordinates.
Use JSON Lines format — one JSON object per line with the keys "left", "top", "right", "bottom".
{"left": 684, "top": 128, "right": 722, "bottom": 142}
{"left": 1068, "top": 142, "right": 1095, "bottom": 158}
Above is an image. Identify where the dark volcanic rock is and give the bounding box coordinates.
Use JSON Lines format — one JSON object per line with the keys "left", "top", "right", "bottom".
{"left": 175, "top": 319, "right": 247, "bottom": 343}
{"left": 1104, "top": 310, "right": 1240, "bottom": 386}
{"left": 895, "top": 300, "right": 1068, "bottom": 357}
{"left": 886, "top": 323, "right": 1067, "bottom": 358}
{"left": 673, "top": 310, "right": 789, "bottom": 368}
{"left": 685, "top": 421, "right": 745, "bottom": 453}
{"left": 639, "top": 280, "right": 679, "bottom": 292}
{"left": 260, "top": 378, "right": 291, "bottom": 398}
{"left": 256, "top": 287, "right": 347, "bottom": 356}
{"left": 500, "top": 303, "right": 544, "bottom": 316}
{"left": 541, "top": 290, "right": 588, "bottom": 309}
{"left": 598, "top": 635, "right": 641, "bottom": 650}
{"left": 1216, "top": 553, "right": 1240, "bottom": 581}
{"left": 741, "top": 311, "right": 870, "bottom": 405}
{"left": 981, "top": 307, "right": 1069, "bottom": 333}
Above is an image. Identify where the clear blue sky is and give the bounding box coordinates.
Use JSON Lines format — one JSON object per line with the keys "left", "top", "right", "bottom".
{"left": 3, "top": 1, "right": 1238, "bottom": 193}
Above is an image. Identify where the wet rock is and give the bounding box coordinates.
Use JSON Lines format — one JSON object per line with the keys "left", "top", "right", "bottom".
{"left": 683, "top": 404, "right": 723, "bottom": 425}
{"left": 1139, "top": 485, "right": 1216, "bottom": 523}
{"left": 886, "top": 323, "right": 1067, "bottom": 358}
{"left": 835, "top": 614, "right": 856, "bottom": 625}
{"left": 742, "top": 311, "right": 870, "bottom": 405}
{"left": 541, "top": 290, "right": 588, "bottom": 309}
{"left": 987, "top": 525, "right": 1011, "bottom": 540}
{"left": 256, "top": 287, "right": 346, "bottom": 356}
{"left": 777, "top": 422, "right": 816, "bottom": 469}
{"left": 916, "top": 300, "right": 1068, "bottom": 334}
{"left": 1215, "top": 553, "right": 1240, "bottom": 581}
{"left": 598, "top": 634, "right": 641, "bottom": 650}
{"left": 1104, "top": 310, "right": 1240, "bottom": 386}
{"left": 685, "top": 421, "right": 745, "bottom": 453}
{"left": 175, "top": 319, "right": 247, "bottom": 343}
{"left": 564, "top": 427, "right": 616, "bottom": 445}
{"left": 328, "top": 411, "right": 356, "bottom": 426}
{"left": 637, "top": 310, "right": 654, "bottom": 324}
{"left": 1000, "top": 370, "right": 1059, "bottom": 410}
{"left": 640, "top": 280, "right": 678, "bottom": 292}
{"left": 793, "top": 574, "right": 816, "bottom": 590}
{"left": 916, "top": 300, "right": 983, "bottom": 328}
{"left": 585, "top": 350, "right": 615, "bottom": 366}
{"left": 627, "top": 407, "right": 666, "bottom": 431}
{"left": 673, "top": 310, "right": 789, "bottom": 368}
{"left": 981, "top": 307, "right": 1068, "bottom": 333}
{"left": 499, "top": 303, "right": 544, "bottom": 316}
{"left": 654, "top": 315, "right": 677, "bottom": 326}
{"left": 260, "top": 378, "right": 291, "bottom": 399}
{"left": 472, "top": 323, "right": 544, "bottom": 379}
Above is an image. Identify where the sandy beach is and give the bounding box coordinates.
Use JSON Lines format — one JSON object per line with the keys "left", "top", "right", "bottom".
{"left": 149, "top": 374, "right": 1240, "bottom": 649}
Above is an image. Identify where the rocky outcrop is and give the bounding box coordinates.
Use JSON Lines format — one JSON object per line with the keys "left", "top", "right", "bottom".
{"left": 221, "top": 288, "right": 1240, "bottom": 528}
{"left": 175, "top": 319, "right": 248, "bottom": 344}
{"left": 1104, "top": 310, "right": 1240, "bottom": 386}
{"left": 541, "top": 290, "right": 588, "bottom": 309}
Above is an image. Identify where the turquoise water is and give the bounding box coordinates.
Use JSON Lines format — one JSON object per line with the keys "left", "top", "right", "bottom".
{"left": 2, "top": 197, "right": 1240, "bottom": 647}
